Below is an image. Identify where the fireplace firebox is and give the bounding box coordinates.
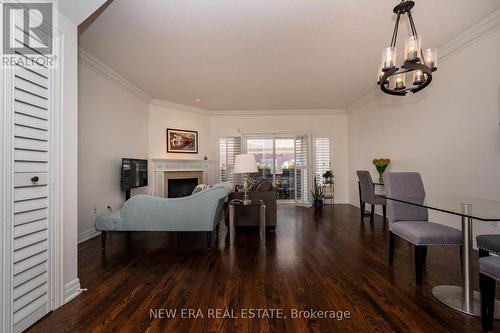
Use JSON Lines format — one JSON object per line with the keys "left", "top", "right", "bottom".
{"left": 167, "top": 178, "right": 198, "bottom": 198}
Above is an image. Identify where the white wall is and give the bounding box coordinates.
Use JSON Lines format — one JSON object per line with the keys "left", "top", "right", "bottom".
{"left": 209, "top": 112, "right": 350, "bottom": 203}
{"left": 78, "top": 60, "right": 150, "bottom": 242}
{"left": 149, "top": 102, "right": 212, "bottom": 160}
{"left": 347, "top": 26, "right": 500, "bottom": 236}
{"left": 59, "top": 12, "right": 80, "bottom": 305}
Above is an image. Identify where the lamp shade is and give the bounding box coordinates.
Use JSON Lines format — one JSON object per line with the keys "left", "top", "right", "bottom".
{"left": 234, "top": 154, "right": 258, "bottom": 174}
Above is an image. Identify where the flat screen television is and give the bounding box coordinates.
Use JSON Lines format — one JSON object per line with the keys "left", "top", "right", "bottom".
{"left": 121, "top": 158, "right": 148, "bottom": 191}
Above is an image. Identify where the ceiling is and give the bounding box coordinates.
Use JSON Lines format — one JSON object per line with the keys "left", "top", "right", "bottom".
{"left": 79, "top": 0, "right": 500, "bottom": 110}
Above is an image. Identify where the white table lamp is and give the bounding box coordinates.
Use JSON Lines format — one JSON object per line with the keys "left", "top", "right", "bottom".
{"left": 234, "top": 153, "right": 258, "bottom": 205}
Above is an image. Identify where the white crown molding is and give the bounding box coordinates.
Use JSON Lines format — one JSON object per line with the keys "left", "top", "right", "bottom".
{"left": 346, "top": 8, "right": 500, "bottom": 111}
{"left": 150, "top": 99, "right": 212, "bottom": 115}
{"left": 211, "top": 109, "right": 346, "bottom": 116}
{"left": 439, "top": 8, "right": 500, "bottom": 61}
{"left": 151, "top": 98, "right": 346, "bottom": 116}
{"left": 78, "top": 48, "right": 152, "bottom": 103}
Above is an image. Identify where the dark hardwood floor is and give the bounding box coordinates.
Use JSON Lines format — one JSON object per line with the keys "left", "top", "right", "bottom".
{"left": 28, "top": 205, "right": 494, "bottom": 332}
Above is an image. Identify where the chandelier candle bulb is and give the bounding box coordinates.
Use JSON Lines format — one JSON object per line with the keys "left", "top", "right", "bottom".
{"left": 394, "top": 74, "right": 406, "bottom": 90}
{"left": 413, "top": 70, "right": 423, "bottom": 85}
{"left": 424, "top": 48, "right": 437, "bottom": 70}
{"left": 377, "top": 64, "right": 384, "bottom": 81}
{"left": 382, "top": 47, "right": 396, "bottom": 69}
{"left": 405, "top": 35, "right": 421, "bottom": 61}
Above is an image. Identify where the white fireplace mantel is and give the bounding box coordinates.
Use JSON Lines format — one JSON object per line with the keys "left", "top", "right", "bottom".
{"left": 152, "top": 159, "right": 215, "bottom": 197}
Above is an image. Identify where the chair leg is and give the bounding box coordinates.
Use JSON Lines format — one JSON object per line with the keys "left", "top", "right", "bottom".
{"left": 370, "top": 205, "right": 375, "bottom": 223}
{"left": 414, "top": 245, "right": 425, "bottom": 286}
{"left": 480, "top": 273, "right": 496, "bottom": 332}
{"left": 207, "top": 231, "right": 213, "bottom": 249}
{"left": 388, "top": 231, "right": 395, "bottom": 264}
{"left": 422, "top": 246, "right": 428, "bottom": 265}
{"left": 101, "top": 231, "right": 106, "bottom": 250}
{"left": 382, "top": 204, "right": 387, "bottom": 223}
{"left": 360, "top": 202, "right": 366, "bottom": 221}
{"left": 479, "top": 248, "right": 490, "bottom": 258}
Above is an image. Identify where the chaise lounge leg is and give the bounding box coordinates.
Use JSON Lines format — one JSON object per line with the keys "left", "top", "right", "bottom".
{"left": 370, "top": 205, "right": 375, "bottom": 223}
{"left": 422, "top": 246, "right": 428, "bottom": 265}
{"left": 382, "top": 204, "right": 387, "bottom": 223}
{"left": 101, "top": 231, "right": 107, "bottom": 250}
{"left": 388, "top": 231, "right": 395, "bottom": 264}
{"left": 480, "top": 273, "right": 495, "bottom": 332}
{"left": 414, "top": 245, "right": 425, "bottom": 286}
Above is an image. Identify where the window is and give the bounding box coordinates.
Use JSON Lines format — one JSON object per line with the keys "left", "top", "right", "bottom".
{"left": 219, "top": 137, "right": 241, "bottom": 183}
{"left": 314, "top": 137, "right": 331, "bottom": 184}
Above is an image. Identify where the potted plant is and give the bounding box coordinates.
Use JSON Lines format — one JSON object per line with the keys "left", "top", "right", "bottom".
{"left": 311, "top": 177, "right": 325, "bottom": 210}
{"left": 322, "top": 170, "right": 333, "bottom": 184}
{"left": 372, "top": 158, "right": 391, "bottom": 183}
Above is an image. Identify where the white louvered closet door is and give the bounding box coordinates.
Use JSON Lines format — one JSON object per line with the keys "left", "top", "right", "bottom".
{"left": 8, "top": 30, "right": 53, "bottom": 333}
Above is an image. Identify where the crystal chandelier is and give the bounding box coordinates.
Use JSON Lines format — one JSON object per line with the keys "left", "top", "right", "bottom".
{"left": 377, "top": 0, "right": 437, "bottom": 96}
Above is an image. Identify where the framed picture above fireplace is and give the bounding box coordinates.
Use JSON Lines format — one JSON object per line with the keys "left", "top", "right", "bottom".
{"left": 166, "top": 128, "right": 198, "bottom": 153}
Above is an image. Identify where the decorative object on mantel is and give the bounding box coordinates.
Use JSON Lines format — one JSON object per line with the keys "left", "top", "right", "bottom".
{"left": 233, "top": 154, "right": 258, "bottom": 205}
{"left": 372, "top": 158, "right": 391, "bottom": 184}
{"left": 311, "top": 177, "right": 325, "bottom": 211}
{"left": 167, "top": 128, "right": 198, "bottom": 153}
{"left": 377, "top": 0, "right": 437, "bottom": 96}
{"left": 322, "top": 170, "right": 333, "bottom": 184}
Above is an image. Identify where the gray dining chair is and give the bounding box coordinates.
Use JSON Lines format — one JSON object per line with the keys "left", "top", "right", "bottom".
{"left": 356, "top": 170, "right": 386, "bottom": 223}
{"left": 384, "top": 172, "right": 463, "bottom": 285}
{"left": 479, "top": 255, "right": 500, "bottom": 331}
{"left": 477, "top": 234, "right": 500, "bottom": 257}
{"left": 477, "top": 234, "right": 500, "bottom": 331}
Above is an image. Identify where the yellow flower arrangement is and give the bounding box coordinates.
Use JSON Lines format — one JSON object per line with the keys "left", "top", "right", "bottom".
{"left": 372, "top": 158, "right": 391, "bottom": 183}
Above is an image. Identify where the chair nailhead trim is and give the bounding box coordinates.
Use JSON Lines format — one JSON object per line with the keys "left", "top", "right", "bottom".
{"left": 480, "top": 270, "right": 500, "bottom": 282}
{"left": 478, "top": 247, "right": 500, "bottom": 255}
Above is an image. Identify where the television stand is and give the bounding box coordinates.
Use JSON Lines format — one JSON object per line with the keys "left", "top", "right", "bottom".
{"left": 125, "top": 189, "right": 131, "bottom": 201}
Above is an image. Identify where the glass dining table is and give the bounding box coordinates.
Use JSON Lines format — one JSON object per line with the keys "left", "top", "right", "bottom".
{"left": 385, "top": 195, "right": 500, "bottom": 318}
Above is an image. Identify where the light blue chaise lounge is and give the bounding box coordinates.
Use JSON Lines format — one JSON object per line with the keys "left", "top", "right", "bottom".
{"left": 95, "top": 183, "right": 230, "bottom": 249}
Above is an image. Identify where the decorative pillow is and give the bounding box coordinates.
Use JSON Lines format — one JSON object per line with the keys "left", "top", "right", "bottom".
{"left": 254, "top": 179, "right": 273, "bottom": 191}
{"left": 192, "top": 184, "right": 212, "bottom": 194}
{"left": 247, "top": 178, "right": 258, "bottom": 191}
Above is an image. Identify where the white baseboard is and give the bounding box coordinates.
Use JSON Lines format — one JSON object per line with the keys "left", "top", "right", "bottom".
{"left": 64, "top": 278, "right": 82, "bottom": 304}
{"left": 78, "top": 228, "right": 100, "bottom": 244}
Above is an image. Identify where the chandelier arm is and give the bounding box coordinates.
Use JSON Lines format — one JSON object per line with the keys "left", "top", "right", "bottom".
{"left": 407, "top": 10, "right": 418, "bottom": 36}
{"left": 390, "top": 13, "right": 401, "bottom": 47}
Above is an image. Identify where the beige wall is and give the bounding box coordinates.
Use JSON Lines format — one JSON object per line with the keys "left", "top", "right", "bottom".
{"left": 149, "top": 103, "right": 212, "bottom": 160}
{"left": 78, "top": 62, "right": 150, "bottom": 241}
{"left": 347, "top": 27, "right": 500, "bottom": 237}
{"left": 209, "top": 112, "right": 350, "bottom": 203}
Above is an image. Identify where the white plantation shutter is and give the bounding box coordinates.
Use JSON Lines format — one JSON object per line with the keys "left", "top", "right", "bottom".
{"left": 5, "top": 16, "right": 53, "bottom": 333}
{"left": 294, "top": 135, "right": 310, "bottom": 205}
{"left": 314, "top": 137, "right": 331, "bottom": 184}
{"left": 219, "top": 137, "right": 242, "bottom": 185}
